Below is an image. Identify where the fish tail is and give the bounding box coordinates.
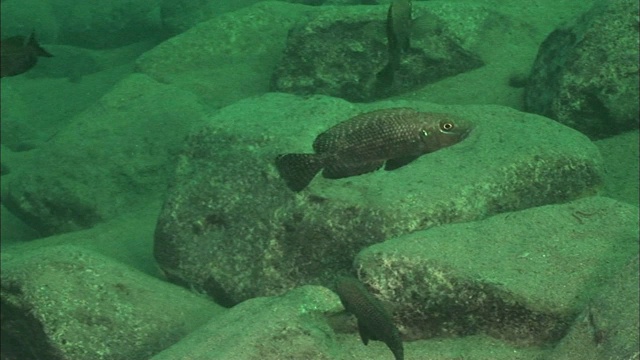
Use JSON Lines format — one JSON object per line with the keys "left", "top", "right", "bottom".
{"left": 28, "top": 32, "right": 53, "bottom": 58}
{"left": 275, "top": 153, "right": 323, "bottom": 192}
{"left": 376, "top": 62, "right": 395, "bottom": 87}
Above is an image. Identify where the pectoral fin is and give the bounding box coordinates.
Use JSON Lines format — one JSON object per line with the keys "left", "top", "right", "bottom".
{"left": 323, "top": 161, "right": 384, "bottom": 179}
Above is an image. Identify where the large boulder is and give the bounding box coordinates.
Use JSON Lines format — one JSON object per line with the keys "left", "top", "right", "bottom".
{"left": 270, "top": 3, "right": 484, "bottom": 102}
{"left": 151, "top": 285, "right": 339, "bottom": 360}
{"left": 524, "top": 0, "right": 640, "bottom": 139}
{"left": 153, "top": 92, "right": 603, "bottom": 306}
{"left": 0, "top": 0, "right": 163, "bottom": 49}
{"left": 136, "top": 1, "right": 307, "bottom": 108}
{"left": 1, "top": 245, "right": 222, "bottom": 360}
{"left": 548, "top": 255, "right": 639, "bottom": 359}
{"left": 594, "top": 130, "right": 640, "bottom": 204}
{"left": 3, "top": 74, "right": 208, "bottom": 236}
{"left": 159, "top": 0, "right": 265, "bottom": 35}
{"left": 355, "top": 196, "right": 638, "bottom": 347}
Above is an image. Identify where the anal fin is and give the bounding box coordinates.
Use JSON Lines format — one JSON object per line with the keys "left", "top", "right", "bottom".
{"left": 323, "top": 161, "right": 384, "bottom": 179}
{"left": 384, "top": 155, "right": 420, "bottom": 171}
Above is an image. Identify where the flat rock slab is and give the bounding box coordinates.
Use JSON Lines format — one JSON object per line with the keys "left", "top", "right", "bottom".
{"left": 0, "top": 245, "right": 223, "bottom": 360}
{"left": 153, "top": 92, "right": 603, "bottom": 306}
{"left": 355, "top": 196, "right": 639, "bottom": 346}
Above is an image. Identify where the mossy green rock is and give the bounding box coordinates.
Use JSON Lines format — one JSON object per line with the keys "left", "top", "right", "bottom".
{"left": 153, "top": 93, "right": 603, "bottom": 306}
{"left": 355, "top": 196, "right": 638, "bottom": 346}
{"left": 1, "top": 245, "right": 222, "bottom": 360}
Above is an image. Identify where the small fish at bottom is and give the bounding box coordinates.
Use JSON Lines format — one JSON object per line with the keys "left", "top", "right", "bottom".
{"left": 335, "top": 276, "right": 404, "bottom": 360}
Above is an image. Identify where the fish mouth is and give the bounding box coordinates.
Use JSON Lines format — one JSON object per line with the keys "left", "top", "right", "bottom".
{"left": 460, "top": 127, "right": 473, "bottom": 138}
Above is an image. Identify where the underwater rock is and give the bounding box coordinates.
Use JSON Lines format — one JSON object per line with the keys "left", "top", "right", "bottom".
{"left": 3, "top": 74, "right": 207, "bottom": 235}
{"left": 151, "top": 285, "right": 338, "bottom": 359}
{"left": 524, "top": 0, "right": 640, "bottom": 139}
{"left": 137, "top": 2, "right": 305, "bottom": 108}
{"left": 270, "top": 4, "right": 483, "bottom": 102}
{"left": 160, "top": 0, "right": 266, "bottom": 35}
{"left": 354, "top": 196, "right": 638, "bottom": 346}
{"left": 548, "top": 255, "right": 640, "bottom": 359}
{"left": 0, "top": 0, "right": 162, "bottom": 49}
{"left": 0, "top": 245, "right": 221, "bottom": 360}
{"left": 152, "top": 92, "right": 603, "bottom": 306}
{"left": 54, "top": 0, "right": 163, "bottom": 49}
{"left": 594, "top": 130, "right": 640, "bottom": 205}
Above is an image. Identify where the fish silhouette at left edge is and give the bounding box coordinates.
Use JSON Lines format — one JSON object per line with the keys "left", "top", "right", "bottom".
{"left": 275, "top": 108, "right": 473, "bottom": 192}
{"left": 1, "top": 32, "right": 53, "bottom": 78}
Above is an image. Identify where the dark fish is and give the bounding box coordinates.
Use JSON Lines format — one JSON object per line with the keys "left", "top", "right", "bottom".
{"left": 388, "top": 0, "right": 412, "bottom": 55}
{"left": 1, "top": 32, "right": 53, "bottom": 78}
{"left": 275, "top": 108, "right": 472, "bottom": 191}
{"left": 335, "top": 276, "right": 404, "bottom": 360}
{"left": 377, "top": 0, "right": 413, "bottom": 86}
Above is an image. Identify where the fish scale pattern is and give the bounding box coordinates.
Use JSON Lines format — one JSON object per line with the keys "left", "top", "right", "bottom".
{"left": 316, "top": 108, "right": 426, "bottom": 158}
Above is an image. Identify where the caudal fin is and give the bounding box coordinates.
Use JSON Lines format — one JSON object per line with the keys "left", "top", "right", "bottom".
{"left": 275, "top": 153, "right": 323, "bottom": 192}
{"left": 28, "top": 32, "right": 53, "bottom": 58}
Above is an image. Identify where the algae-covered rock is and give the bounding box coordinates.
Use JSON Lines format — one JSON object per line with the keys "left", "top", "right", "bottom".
{"left": 524, "top": 0, "right": 640, "bottom": 139}
{"left": 354, "top": 196, "right": 638, "bottom": 346}
{"left": 0, "top": 245, "right": 222, "bottom": 360}
{"left": 549, "top": 255, "right": 639, "bottom": 359}
{"left": 153, "top": 92, "right": 603, "bottom": 306}
{"left": 136, "top": 2, "right": 307, "bottom": 108}
{"left": 3, "top": 74, "right": 207, "bottom": 236}
{"left": 151, "top": 285, "right": 339, "bottom": 360}
{"left": 271, "top": 3, "right": 484, "bottom": 102}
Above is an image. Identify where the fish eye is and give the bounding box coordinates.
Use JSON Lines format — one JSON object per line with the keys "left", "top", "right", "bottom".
{"left": 440, "top": 122, "right": 455, "bottom": 132}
